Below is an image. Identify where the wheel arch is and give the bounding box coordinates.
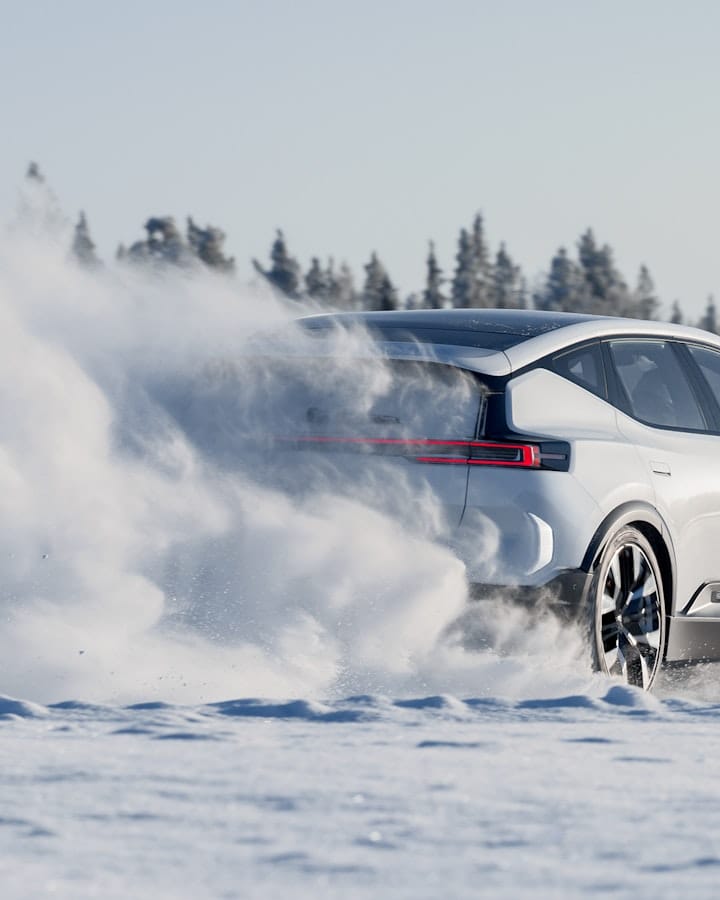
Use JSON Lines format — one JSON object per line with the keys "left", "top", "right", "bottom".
{"left": 581, "top": 502, "right": 676, "bottom": 617}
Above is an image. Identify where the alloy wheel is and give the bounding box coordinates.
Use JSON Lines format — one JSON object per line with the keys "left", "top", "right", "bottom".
{"left": 593, "top": 532, "right": 665, "bottom": 690}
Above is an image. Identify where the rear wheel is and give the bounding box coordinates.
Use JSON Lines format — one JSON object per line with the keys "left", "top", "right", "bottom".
{"left": 590, "top": 527, "right": 666, "bottom": 690}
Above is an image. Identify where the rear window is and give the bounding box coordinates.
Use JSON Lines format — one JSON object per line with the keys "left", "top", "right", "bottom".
{"left": 364, "top": 327, "right": 522, "bottom": 351}
{"left": 188, "top": 357, "right": 484, "bottom": 444}
{"left": 300, "top": 311, "right": 596, "bottom": 351}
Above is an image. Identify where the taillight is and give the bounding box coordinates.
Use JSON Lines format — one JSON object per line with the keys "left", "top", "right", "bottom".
{"left": 416, "top": 440, "right": 540, "bottom": 468}
{"left": 271, "top": 436, "right": 558, "bottom": 469}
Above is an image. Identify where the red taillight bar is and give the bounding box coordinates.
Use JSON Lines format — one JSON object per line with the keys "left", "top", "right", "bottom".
{"left": 417, "top": 441, "right": 541, "bottom": 468}
{"left": 279, "top": 437, "right": 476, "bottom": 447}
{"left": 272, "top": 436, "right": 542, "bottom": 469}
{"left": 472, "top": 441, "right": 541, "bottom": 468}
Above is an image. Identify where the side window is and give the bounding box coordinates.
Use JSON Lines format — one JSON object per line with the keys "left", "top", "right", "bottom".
{"left": 608, "top": 340, "right": 705, "bottom": 430}
{"left": 688, "top": 345, "right": 720, "bottom": 410}
{"left": 552, "top": 343, "right": 606, "bottom": 398}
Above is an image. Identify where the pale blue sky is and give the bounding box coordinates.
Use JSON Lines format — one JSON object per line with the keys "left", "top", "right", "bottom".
{"left": 1, "top": 0, "right": 718, "bottom": 317}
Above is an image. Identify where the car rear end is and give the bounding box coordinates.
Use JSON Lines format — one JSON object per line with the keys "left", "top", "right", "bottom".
{"left": 188, "top": 310, "right": 615, "bottom": 612}
{"left": 270, "top": 314, "right": 612, "bottom": 606}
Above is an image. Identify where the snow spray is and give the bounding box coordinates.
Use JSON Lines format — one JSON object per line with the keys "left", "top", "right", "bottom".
{"left": 0, "top": 181, "right": 591, "bottom": 704}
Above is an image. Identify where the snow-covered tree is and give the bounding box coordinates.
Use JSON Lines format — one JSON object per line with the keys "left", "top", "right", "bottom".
{"left": 451, "top": 228, "right": 474, "bottom": 308}
{"left": 70, "top": 211, "right": 101, "bottom": 268}
{"left": 333, "top": 261, "right": 357, "bottom": 309}
{"left": 577, "top": 229, "right": 630, "bottom": 316}
{"left": 630, "top": 265, "right": 659, "bottom": 320}
{"left": 363, "top": 252, "right": 398, "bottom": 310}
{"left": 451, "top": 214, "right": 493, "bottom": 308}
{"left": 700, "top": 295, "right": 717, "bottom": 334}
{"left": 253, "top": 230, "right": 302, "bottom": 298}
{"left": 187, "top": 217, "right": 235, "bottom": 273}
{"left": 470, "top": 212, "right": 492, "bottom": 308}
{"left": 534, "top": 247, "right": 588, "bottom": 312}
{"left": 491, "top": 243, "right": 523, "bottom": 309}
{"left": 14, "top": 162, "right": 68, "bottom": 238}
{"left": 423, "top": 241, "right": 445, "bottom": 308}
{"left": 304, "top": 257, "right": 356, "bottom": 307}
{"left": 305, "top": 257, "right": 330, "bottom": 302}
{"left": 125, "top": 216, "right": 194, "bottom": 267}
{"left": 670, "top": 300, "right": 684, "bottom": 325}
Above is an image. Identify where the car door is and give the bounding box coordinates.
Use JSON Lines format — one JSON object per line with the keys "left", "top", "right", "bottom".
{"left": 604, "top": 338, "right": 720, "bottom": 614}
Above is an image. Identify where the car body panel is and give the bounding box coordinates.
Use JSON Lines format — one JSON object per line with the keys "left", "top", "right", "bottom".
{"left": 504, "top": 318, "right": 720, "bottom": 373}
{"left": 506, "top": 368, "right": 617, "bottom": 438}
{"left": 615, "top": 412, "right": 720, "bottom": 616}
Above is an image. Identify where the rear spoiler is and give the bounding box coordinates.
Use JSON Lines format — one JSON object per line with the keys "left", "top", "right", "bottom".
{"left": 242, "top": 335, "right": 512, "bottom": 377}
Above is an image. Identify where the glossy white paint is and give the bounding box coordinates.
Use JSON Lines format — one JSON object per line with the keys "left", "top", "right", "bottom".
{"left": 506, "top": 369, "right": 618, "bottom": 438}
{"left": 615, "top": 412, "right": 720, "bottom": 616}
{"left": 504, "top": 318, "right": 720, "bottom": 374}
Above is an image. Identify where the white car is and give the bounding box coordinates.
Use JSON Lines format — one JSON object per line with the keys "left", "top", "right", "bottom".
{"left": 268, "top": 308, "right": 720, "bottom": 691}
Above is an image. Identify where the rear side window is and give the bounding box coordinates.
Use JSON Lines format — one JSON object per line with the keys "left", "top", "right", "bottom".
{"left": 688, "top": 345, "right": 720, "bottom": 410}
{"left": 608, "top": 340, "right": 705, "bottom": 430}
{"left": 552, "top": 343, "right": 606, "bottom": 398}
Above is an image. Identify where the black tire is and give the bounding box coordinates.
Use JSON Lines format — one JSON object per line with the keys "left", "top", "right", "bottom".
{"left": 588, "top": 526, "right": 666, "bottom": 691}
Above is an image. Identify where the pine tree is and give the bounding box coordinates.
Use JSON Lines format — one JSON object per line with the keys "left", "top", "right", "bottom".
{"left": 26, "top": 161, "right": 43, "bottom": 182}
{"left": 378, "top": 273, "right": 398, "bottom": 311}
{"left": 451, "top": 228, "right": 474, "bottom": 308}
{"left": 126, "top": 216, "right": 193, "bottom": 266}
{"left": 491, "top": 243, "right": 523, "bottom": 309}
{"left": 15, "top": 162, "right": 68, "bottom": 237}
{"left": 577, "top": 229, "right": 630, "bottom": 315}
{"left": 534, "top": 247, "right": 588, "bottom": 312}
{"left": 253, "top": 230, "right": 301, "bottom": 299}
{"left": 670, "top": 300, "right": 684, "bottom": 325}
{"left": 630, "top": 265, "right": 659, "bottom": 320}
{"left": 517, "top": 276, "right": 529, "bottom": 310}
{"left": 577, "top": 229, "right": 604, "bottom": 305}
{"left": 469, "top": 213, "right": 492, "bottom": 308}
{"left": 305, "top": 257, "right": 330, "bottom": 302}
{"left": 70, "top": 212, "right": 101, "bottom": 268}
{"left": 700, "top": 295, "right": 717, "bottom": 334}
{"left": 187, "top": 217, "right": 235, "bottom": 273}
{"left": 423, "top": 241, "right": 445, "bottom": 308}
{"left": 363, "top": 252, "right": 398, "bottom": 310}
{"left": 451, "top": 214, "right": 493, "bottom": 308}
{"left": 334, "top": 261, "right": 356, "bottom": 309}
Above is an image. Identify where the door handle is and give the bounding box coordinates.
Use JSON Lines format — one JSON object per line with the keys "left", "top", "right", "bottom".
{"left": 651, "top": 461, "right": 672, "bottom": 476}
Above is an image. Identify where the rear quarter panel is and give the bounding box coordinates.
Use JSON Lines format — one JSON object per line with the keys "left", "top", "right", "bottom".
{"left": 475, "top": 369, "right": 658, "bottom": 584}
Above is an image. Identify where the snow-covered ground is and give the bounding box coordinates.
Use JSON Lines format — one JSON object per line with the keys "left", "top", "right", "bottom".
{"left": 2, "top": 679, "right": 720, "bottom": 899}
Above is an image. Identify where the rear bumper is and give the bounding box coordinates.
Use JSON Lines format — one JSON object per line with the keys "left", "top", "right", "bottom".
{"left": 470, "top": 578, "right": 720, "bottom": 665}
{"left": 459, "top": 467, "right": 603, "bottom": 588}
{"left": 469, "top": 569, "right": 591, "bottom": 618}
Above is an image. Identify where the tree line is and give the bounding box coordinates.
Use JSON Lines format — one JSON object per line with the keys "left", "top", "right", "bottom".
{"left": 26, "top": 163, "right": 714, "bottom": 333}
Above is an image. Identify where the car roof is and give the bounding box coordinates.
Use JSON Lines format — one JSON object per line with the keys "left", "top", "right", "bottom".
{"left": 298, "top": 309, "right": 720, "bottom": 376}
{"left": 301, "top": 308, "right": 598, "bottom": 342}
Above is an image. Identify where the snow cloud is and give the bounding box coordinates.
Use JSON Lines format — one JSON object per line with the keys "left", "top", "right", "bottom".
{"left": 0, "top": 192, "right": 588, "bottom": 704}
